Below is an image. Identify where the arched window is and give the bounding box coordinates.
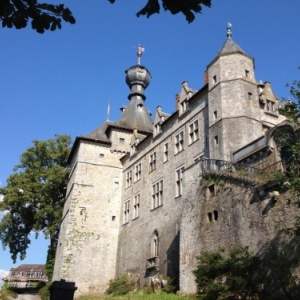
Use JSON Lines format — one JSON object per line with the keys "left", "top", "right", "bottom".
{"left": 151, "top": 230, "right": 159, "bottom": 257}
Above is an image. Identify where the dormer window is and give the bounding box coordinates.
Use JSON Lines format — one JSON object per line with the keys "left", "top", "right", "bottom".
{"left": 266, "top": 100, "right": 275, "bottom": 112}
{"left": 137, "top": 103, "right": 143, "bottom": 111}
{"left": 154, "top": 123, "right": 161, "bottom": 135}
{"left": 180, "top": 99, "right": 188, "bottom": 114}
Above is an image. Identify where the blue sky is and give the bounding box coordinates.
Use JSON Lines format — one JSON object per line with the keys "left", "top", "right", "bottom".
{"left": 1, "top": 0, "right": 300, "bottom": 277}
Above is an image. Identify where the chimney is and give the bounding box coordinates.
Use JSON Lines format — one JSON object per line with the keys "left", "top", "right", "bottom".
{"left": 204, "top": 70, "right": 209, "bottom": 85}
{"left": 175, "top": 93, "right": 180, "bottom": 111}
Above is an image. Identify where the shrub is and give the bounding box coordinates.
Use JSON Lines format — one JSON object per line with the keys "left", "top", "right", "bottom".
{"left": 193, "top": 246, "right": 267, "bottom": 300}
{"left": 106, "top": 274, "right": 134, "bottom": 296}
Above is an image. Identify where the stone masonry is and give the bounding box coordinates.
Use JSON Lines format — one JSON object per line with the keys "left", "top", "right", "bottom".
{"left": 53, "top": 29, "right": 293, "bottom": 298}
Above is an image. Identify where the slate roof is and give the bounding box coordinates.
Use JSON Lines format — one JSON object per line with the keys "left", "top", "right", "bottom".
{"left": 217, "top": 38, "right": 248, "bottom": 57}
{"left": 113, "top": 96, "right": 153, "bottom": 133}
{"left": 208, "top": 37, "right": 254, "bottom": 68}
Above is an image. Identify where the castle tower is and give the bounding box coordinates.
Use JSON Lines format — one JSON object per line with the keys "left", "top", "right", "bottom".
{"left": 207, "top": 24, "right": 263, "bottom": 161}
{"left": 53, "top": 48, "right": 153, "bottom": 297}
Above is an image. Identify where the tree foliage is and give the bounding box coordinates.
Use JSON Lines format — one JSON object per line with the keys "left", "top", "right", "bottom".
{"left": 1, "top": 0, "right": 211, "bottom": 33}
{"left": 193, "top": 247, "right": 267, "bottom": 300}
{"left": 278, "top": 73, "right": 300, "bottom": 195}
{"left": 110, "top": 0, "right": 211, "bottom": 23}
{"left": 0, "top": 134, "right": 72, "bottom": 263}
{"left": 1, "top": 0, "right": 76, "bottom": 33}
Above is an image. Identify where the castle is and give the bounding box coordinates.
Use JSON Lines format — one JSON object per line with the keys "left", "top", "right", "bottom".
{"left": 53, "top": 26, "right": 294, "bottom": 297}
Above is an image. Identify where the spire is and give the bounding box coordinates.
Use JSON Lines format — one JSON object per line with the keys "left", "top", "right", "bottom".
{"left": 227, "top": 22, "right": 232, "bottom": 38}
{"left": 113, "top": 49, "right": 153, "bottom": 133}
{"left": 136, "top": 45, "right": 145, "bottom": 65}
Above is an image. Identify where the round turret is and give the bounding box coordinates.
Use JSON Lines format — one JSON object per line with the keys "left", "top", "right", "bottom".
{"left": 125, "top": 65, "right": 151, "bottom": 89}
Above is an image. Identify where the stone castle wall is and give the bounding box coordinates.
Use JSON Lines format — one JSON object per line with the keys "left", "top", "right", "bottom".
{"left": 180, "top": 161, "right": 299, "bottom": 293}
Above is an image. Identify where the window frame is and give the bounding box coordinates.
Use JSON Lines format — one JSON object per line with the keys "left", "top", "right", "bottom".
{"left": 149, "top": 152, "right": 156, "bottom": 172}
{"left": 135, "top": 162, "right": 141, "bottom": 182}
{"left": 123, "top": 199, "right": 130, "bottom": 224}
{"left": 175, "top": 166, "right": 184, "bottom": 197}
{"left": 188, "top": 119, "right": 199, "bottom": 145}
{"left": 174, "top": 130, "right": 184, "bottom": 154}
{"left": 133, "top": 193, "right": 140, "bottom": 219}
{"left": 125, "top": 169, "right": 132, "bottom": 188}
{"left": 151, "top": 179, "right": 163, "bottom": 210}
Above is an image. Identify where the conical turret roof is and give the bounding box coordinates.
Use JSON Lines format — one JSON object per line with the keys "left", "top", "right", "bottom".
{"left": 217, "top": 38, "right": 248, "bottom": 57}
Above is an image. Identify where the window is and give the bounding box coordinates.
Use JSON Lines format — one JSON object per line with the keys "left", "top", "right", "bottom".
{"left": 135, "top": 163, "right": 141, "bottom": 181}
{"left": 163, "top": 143, "right": 168, "bottom": 162}
{"left": 99, "top": 153, "right": 105, "bottom": 158}
{"left": 151, "top": 230, "right": 159, "bottom": 257}
{"left": 245, "top": 70, "right": 249, "bottom": 78}
{"left": 151, "top": 180, "right": 163, "bottom": 209}
{"left": 214, "top": 135, "right": 219, "bottom": 145}
{"left": 175, "top": 131, "right": 184, "bottom": 154}
{"left": 123, "top": 200, "right": 130, "bottom": 224}
{"left": 133, "top": 194, "right": 140, "bottom": 219}
{"left": 119, "top": 138, "right": 125, "bottom": 144}
{"left": 267, "top": 100, "right": 275, "bottom": 112}
{"left": 137, "top": 103, "right": 144, "bottom": 111}
{"left": 180, "top": 99, "right": 188, "bottom": 114}
{"left": 126, "top": 170, "right": 132, "bottom": 188}
{"left": 149, "top": 152, "right": 156, "bottom": 172}
{"left": 154, "top": 123, "right": 161, "bottom": 135}
{"left": 213, "top": 75, "right": 217, "bottom": 84}
{"left": 248, "top": 92, "right": 253, "bottom": 100}
{"left": 213, "top": 110, "right": 217, "bottom": 120}
{"left": 189, "top": 119, "right": 199, "bottom": 144}
{"left": 175, "top": 166, "right": 184, "bottom": 197}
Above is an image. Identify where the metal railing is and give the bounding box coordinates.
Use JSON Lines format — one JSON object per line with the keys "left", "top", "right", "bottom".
{"left": 199, "top": 159, "right": 283, "bottom": 184}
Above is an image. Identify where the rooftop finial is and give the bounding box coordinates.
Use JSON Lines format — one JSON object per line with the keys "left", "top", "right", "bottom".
{"left": 227, "top": 22, "right": 232, "bottom": 38}
{"left": 136, "top": 44, "right": 145, "bottom": 65}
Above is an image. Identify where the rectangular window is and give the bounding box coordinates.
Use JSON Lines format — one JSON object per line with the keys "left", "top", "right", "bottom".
{"left": 213, "top": 110, "right": 217, "bottom": 120}
{"left": 119, "top": 138, "right": 125, "bottom": 144}
{"left": 163, "top": 143, "right": 168, "bottom": 162}
{"left": 175, "top": 131, "right": 184, "bottom": 154}
{"left": 154, "top": 123, "right": 161, "bottom": 135}
{"left": 149, "top": 152, "right": 156, "bottom": 172}
{"left": 176, "top": 166, "right": 184, "bottom": 197}
{"left": 123, "top": 200, "right": 130, "bottom": 224}
{"left": 135, "top": 163, "right": 141, "bottom": 181}
{"left": 189, "top": 119, "right": 199, "bottom": 144}
{"left": 213, "top": 75, "right": 217, "bottom": 84}
{"left": 152, "top": 180, "right": 163, "bottom": 209}
{"left": 214, "top": 135, "right": 219, "bottom": 145}
{"left": 180, "top": 100, "right": 188, "bottom": 114}
{"left": 245, "top": 70, "right": 249, "bottom": 78}
{"left": 248, "top": 92, "right": 253, "bottom": 100}
{"left": 267, "top": 100, "right": 275, "bottom": 112}
{"left": 126, "top": 170, "right": 132, "bottom": 188}
{"left": 133, "top": 194, "right": 140, "bottom": 219}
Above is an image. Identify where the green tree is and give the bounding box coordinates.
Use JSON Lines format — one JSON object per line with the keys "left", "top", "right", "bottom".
{"left": 1, "top": 0, "right": 211, "bottom": 33}
{"left": 0, "top": 134, "right": 72, "bottom": 273}
{"left": 193, "top": 247, "right": 267, "bottom": 300}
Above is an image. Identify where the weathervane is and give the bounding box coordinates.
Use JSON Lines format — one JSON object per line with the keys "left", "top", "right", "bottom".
{"left": 136, "top": 44, "right": 145, "bottom": 65}
{"left": 227, "top": 22, "right": 232, "bottom": 38}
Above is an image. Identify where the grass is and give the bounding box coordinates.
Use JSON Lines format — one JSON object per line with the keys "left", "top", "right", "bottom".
{"left": 79, "top": 292, "right": 195, "bottom": 300}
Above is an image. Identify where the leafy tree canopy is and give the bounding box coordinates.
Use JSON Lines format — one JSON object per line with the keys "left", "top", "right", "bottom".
{"left": 1, "top": 0, "right": 211, "bottom": 33}
{"left": 0, "top": 134, "right": 72, "bottom": 263}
